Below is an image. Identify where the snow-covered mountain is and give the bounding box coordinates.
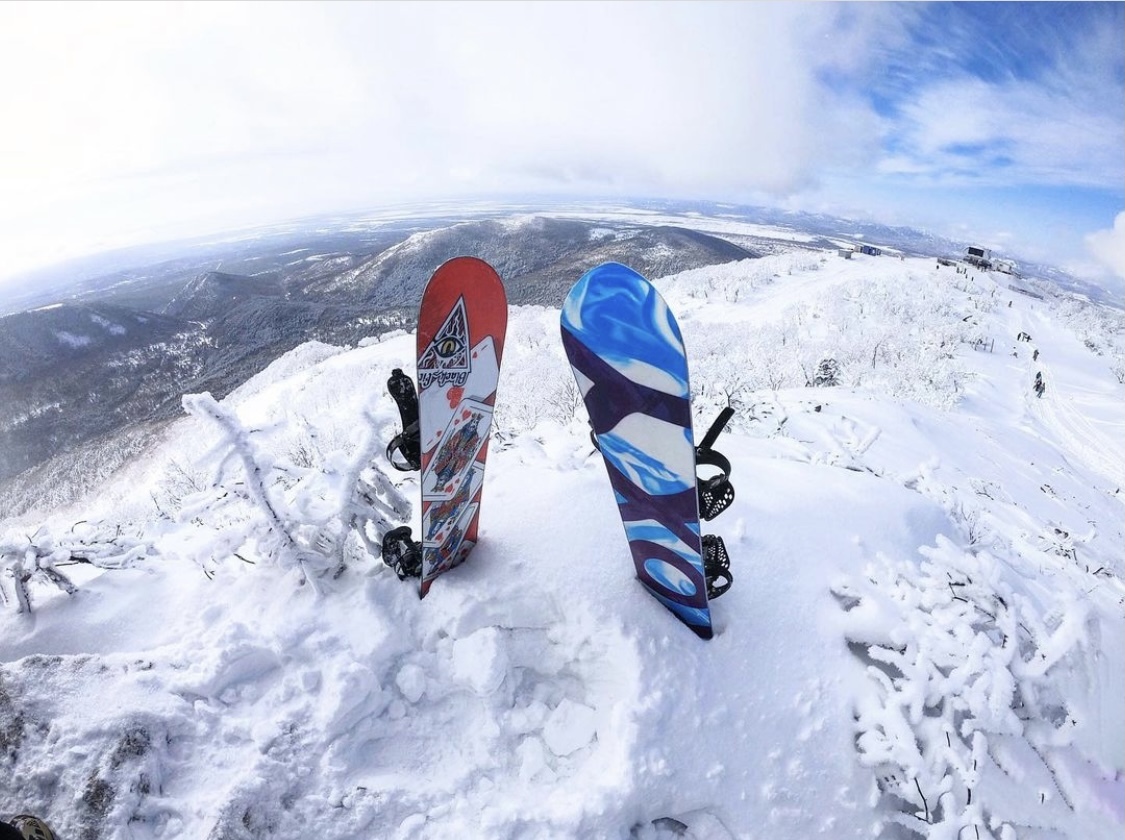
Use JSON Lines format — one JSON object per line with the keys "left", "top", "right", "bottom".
{"left": 291, "top": 214, "right": 758, "bottom": 306}
{"left": 1, "top": 247, "right": 1123, "bottom": 839}
{"left": 0, "top": 211, "right": 756, "bottom": 511}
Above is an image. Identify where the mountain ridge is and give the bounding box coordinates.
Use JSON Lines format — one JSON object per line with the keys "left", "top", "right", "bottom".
{"left": 0, "top": 212, "right": 757, "bottom": 506}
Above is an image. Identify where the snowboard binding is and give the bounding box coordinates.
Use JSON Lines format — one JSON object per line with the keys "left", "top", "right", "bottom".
{"left": 695, "top": 406, "right": 735, "bottom": 521}
{"left": 386, "top": 368, "right": 422, "bottom": 472}
{"left": 697, "top": 407, "right": 735, "bottom": 599}
{"left": 702, "top": 534, "right": 732, "bottom": 599}
{"left": 380, "top": 526, "right": 423, "bottom": 580}
{"left": 382, "top": 370, "right": 423, "bottom": 581}
{"left": 3, "top": 816, "right": 57, "bottom": 840}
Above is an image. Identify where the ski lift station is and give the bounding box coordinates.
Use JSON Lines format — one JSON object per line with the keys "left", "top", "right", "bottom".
{"left": 963, "top": 245, "right": 1021, "bottom": 277}
{"left": 964, "top": 245, "right": 992, "bottom": 268}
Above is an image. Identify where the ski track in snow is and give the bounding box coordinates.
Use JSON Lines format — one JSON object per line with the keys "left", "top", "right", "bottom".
{"left": 2, "top": 251, "right": 1123, "bottom": 839}
{"left": 1017, "top": 308, "right": 1125, "bottom": 490}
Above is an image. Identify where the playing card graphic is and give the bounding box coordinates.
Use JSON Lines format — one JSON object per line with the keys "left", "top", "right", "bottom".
{"left": 422, "top": 500, "right": 479, "bottom": 580}
{"left": 421, "top": 463, "right": 485, "bottom": 580}
{"left": 421, "top": 398, "right": 493, "bottom": 501}
{"left": 423, "top": 464, "right": 484, "bottom": 546}
{"left": 419, "top": 335, "right": 500, "bottom": 455}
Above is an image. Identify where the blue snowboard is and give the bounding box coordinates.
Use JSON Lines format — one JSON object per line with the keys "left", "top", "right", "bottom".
{"left": 561, "top": 263, "right": 714, "bottom": 639}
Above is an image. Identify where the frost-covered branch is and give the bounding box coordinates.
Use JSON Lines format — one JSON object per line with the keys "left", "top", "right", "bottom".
{"left": 835, "top": 536, "right": 1091, "bottom": 837}
{"left": 0, "top": 523, "right": 151, "bottom": 613}
{"left": 184, "top": 394, "right": 293, "bottom": 539}
{"left": 182, "top": 392, "right": 329, "bottom": 586}
{"left": 179, "top": 390, "right": 413, "bottom": 586}
{"left": 340, "top": 408, "right": 413, "bottom": 559}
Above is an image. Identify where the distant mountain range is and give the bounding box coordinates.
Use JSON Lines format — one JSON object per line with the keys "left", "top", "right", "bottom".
{"left": 0, "top": 199, "right": 1113, "bottom": 517}
{"left": 3, "top": 198, "right": 1111, "bottom": 315}
{"left": 0, "top": 209, "right": 760, "bottom": 511}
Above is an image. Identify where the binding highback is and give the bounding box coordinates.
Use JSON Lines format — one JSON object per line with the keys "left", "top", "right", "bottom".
{"left": 695, "top": 406, "right": 735, "bottom": 521}
{"left": 386, "top": 368, "right": 421, "bottom": 472}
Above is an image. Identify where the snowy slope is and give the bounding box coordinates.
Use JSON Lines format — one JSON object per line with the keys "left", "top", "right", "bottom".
{"left": 2, "top": 252, "right": 1123, "bottom": 840}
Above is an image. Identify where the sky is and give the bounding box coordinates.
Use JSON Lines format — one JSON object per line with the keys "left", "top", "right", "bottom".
{"left": 0, "top": 1, "right": 1122, "bottom": 295}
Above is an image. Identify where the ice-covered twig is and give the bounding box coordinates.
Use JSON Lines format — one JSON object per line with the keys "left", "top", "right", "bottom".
{"left": 340, "top": 408, "right": 413, "bottom": 554}
{"left": 182, "top": 392, "right": 326, "bottom": 585}
{"left": 1, "top": 523, "right": 153, "bottom": 613}
{"left": 837, "top": 536, "right": 1089, "bottom": 837}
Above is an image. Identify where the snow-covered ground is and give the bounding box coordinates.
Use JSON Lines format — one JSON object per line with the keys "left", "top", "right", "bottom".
{"left": 2, "top": 250, "right": 1122, "bottom": 839}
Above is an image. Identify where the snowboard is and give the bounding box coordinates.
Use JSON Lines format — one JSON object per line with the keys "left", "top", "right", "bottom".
{"left": 560, "top": 262, "right": 715, "bottom": 639}
{"left": 414, "top": 257, "right": 508, "bottom": 597}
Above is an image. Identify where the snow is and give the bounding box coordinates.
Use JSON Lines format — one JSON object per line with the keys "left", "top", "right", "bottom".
{"left": 90, "top": 314, "right": 127, "bottom": 336}
{"left": 544, "top": 209, "right": 822, "bottom": 245}
{"left": 2, "top": 251, "right": 1123, "bottom": 839}
{"left": 54, "top": 331, "right": 92, "bottom": 348}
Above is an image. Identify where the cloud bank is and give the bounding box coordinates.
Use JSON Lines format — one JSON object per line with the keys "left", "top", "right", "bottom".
{"left": 0, "top": 2, "right": 1121, "bottom": 289}
{"left": 1086, "top": 213, "right": 1125, "bottom": 285}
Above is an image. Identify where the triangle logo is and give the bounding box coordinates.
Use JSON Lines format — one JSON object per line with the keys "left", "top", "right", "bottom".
{"left": 419, "top": 296, "right": 470, "bottom": 387}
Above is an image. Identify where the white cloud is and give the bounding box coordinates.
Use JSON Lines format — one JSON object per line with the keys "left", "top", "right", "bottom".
{"left": 0, "top": 4, "right": 881, "bottom": 199}
{"left": 0, "top": 2, "right": 890, "bottom": 280}
{"left": 0, "top": 1, "right": 1119, "bottom": 296}
{"left": 889, "top": 76, "right": 1123, "bottom": 189}
{"left": 0, "top": 3, "right": 366, "bottom": 197}
{"left": 1085, "top": 212, "right": 1125, "bottom": 284}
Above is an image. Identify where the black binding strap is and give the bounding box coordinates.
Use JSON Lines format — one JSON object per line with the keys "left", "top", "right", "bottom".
{"left": 695, "top": 407, "right": 735, "bottom": 521}
{"left": 698, "top": 406, "right": 734, "bottom": 453}
{"left": 387, "top": 368, "right": 421, "bottom": 472}
{"left": 697, "top": 449, "right": 734, "bottom": 521}
{"left": 703, "top": 534, "right": 732, "bottom": 599}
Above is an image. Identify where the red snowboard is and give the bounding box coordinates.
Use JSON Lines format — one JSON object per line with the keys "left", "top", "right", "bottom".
{"left": 415, "top": 257, "right": 508, "bottom": 597}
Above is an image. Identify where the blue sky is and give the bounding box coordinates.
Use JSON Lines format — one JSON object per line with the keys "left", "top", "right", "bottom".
{"left": 0, "top": 1, "right": 1121, "bottom": 295}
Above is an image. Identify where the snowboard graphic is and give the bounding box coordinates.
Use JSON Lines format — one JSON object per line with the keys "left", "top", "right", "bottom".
{"left": 560, "top": 262, "right": 714, "bottom": 639}
{"left": 416, "top": 257, "right": 507, "bottom": 597}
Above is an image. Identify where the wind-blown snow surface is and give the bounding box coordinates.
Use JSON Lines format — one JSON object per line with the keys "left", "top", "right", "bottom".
{"left": 2, "top": 253, "right": 1123, "bottom": 839}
